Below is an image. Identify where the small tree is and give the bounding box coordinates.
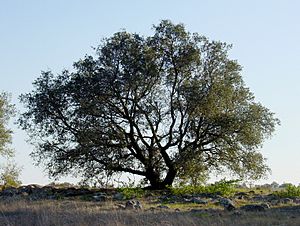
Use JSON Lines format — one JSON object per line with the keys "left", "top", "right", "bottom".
{"left": 0, "top": 92, "right": 21, "bottom": 188}
{"left": 0, "top": 162, "right": 21, "bottom": 188}
{"left": 19, "top": 20, "right": 279, "bottom": 189}
{"left": 0, "top": 92, "right": 14, "bottom": 157}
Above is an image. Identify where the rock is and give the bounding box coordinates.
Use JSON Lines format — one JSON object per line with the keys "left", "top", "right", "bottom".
{"left": 20, "top": 192, "right": 29, "bottom": 197}
{"left": 294, "top": 198, "right": 300, "bottom": 204}
{"left": 113, "top": 192, "right": 124, "bottom": 201}
{"left": 125, "top": 200, "right": 142, "bottom": 210}
{"left": 240, "top": 204, "right": 266, "bottom": 212}
{"left": 234, "top": 192, "right": 249, "bottom": 200}
{"left": 92, "top": 193, "right": 107, "bottom": 201}
{"left": 271, "top": 199, "right": 280, "bottom": 206}
{"left": 58, "top": 187, "right": 93, "bottom": 197}
{"left": 133, "top": 200, "right": 142, "bottom": 209}
{"left": 219, "top": 198, "right": 235, "bottom": 211}
{"left": 159, "top": 195, "right": 178, "bottom": 203}
{"left": 265, "top": 194, "right": 277, "bottom": 201}
{"left": 157, "top": 205, "right": 169, "bottom": 209}
{"left": 188, "top": 197, "right": 208, "bottom": 204}
{"left": 18, "top": 184, "right": 42, "bottom": 195}
{"left": 190, "top": 209, "right": 203, "bottom": 213}
{"left": 1, "top": 187, "right": 19, "bottom": 196}
{"left": 253, "top": 195, "right": 264, "bottom": 202}
{"left": 0, "top": 185, "right": 113, "bottom": 201}
{"left": 281, "top": 198, "right": 293, "bottom": 204}
{"left": 260, "top": 203, "right": 271, "bottom": 209}
{"left": 233, "top": 210, "right": 243, "bottom": 216}
{"left": 28, "top": 186, "right": 55, "bottom": 200}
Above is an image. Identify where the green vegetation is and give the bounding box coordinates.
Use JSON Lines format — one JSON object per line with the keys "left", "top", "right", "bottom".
{"left": 168, "top": 179, "right": 239, "bottom": 197}
{"left": 0, "top": 162, "right": 22, "bottom": 189}
{"left": 274, "top": 184, "right": 300, "bottom": 198}
{"left": 0, "top": 92, "right": 14, "bottom": 156}
{"left": 163, "top": 202, "right": 209, "bottom": 210}
{"left": 0, "top": 92, "right": 22, "bottom": 188}
{"left": 117, "top": 187, "right": 145, "bottom": 199}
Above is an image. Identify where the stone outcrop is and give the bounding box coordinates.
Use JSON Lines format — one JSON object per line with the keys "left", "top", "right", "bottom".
{"left": 240, "top": 204, "right": 268, "bottom": 212}
{"left": 219, "top": 198, "right": 236, "bottom": 211}
{"left": 0, "top": 185, "right": 103, "bottom": 201}
{"left": 125, "top": 200, "right": 142, "bottom": 210}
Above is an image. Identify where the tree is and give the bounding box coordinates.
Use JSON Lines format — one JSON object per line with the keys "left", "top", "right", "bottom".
{"left": 0, "top": 92, "right": 21, "bottom": 188}
{"left": 19, "top": 20, "right": 279, "bottom": 189}
{"left": 0, "top": 161, "right": 22, "bottom": 188}
{"left": 0, "top": 92, "right": 14, "bottom": 157}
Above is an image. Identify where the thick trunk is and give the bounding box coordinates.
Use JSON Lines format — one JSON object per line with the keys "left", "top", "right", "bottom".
{"left": 162, "top": 168, "right": 177, "bottom": 186}
{"left": 145, "top": 167, "right": 177, "bottom": 190}
{"left": 145, "top": 168, "right": 162, "bottom": 189}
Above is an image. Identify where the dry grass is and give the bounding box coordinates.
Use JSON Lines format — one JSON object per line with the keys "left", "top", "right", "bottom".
{"left": 0, "top": 199, "right": 299, "bottom": 226}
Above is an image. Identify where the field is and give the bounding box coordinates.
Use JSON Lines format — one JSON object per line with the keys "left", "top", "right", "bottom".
{"left": 0, "top": 199, "right": 300, "bottom": 226}
{"left": 0, "top": 184, "right": 300, "bottom": 226}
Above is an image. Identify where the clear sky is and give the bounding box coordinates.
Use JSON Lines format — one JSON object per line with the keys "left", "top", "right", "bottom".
{"left": 0, "top": 0, "right": 299, "bottom": 185}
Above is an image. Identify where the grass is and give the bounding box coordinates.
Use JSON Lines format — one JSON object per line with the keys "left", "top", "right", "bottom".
{"left": 1, "top": 181, "right": 300, "bottom": 225}
{"left": 117, "top": 187, "right": 146, "bottom": 199}
{"left": 0, "top": 199, "right": 299, "bottom": 226}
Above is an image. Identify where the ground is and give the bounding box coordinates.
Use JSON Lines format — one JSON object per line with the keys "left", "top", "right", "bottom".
{"left": 0, "top": 185, "right": 299, "bottom": 225}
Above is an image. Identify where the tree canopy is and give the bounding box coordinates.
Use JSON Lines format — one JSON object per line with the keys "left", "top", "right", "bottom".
{"left": 19, "top": 20, "right": 279, "bottom": 189}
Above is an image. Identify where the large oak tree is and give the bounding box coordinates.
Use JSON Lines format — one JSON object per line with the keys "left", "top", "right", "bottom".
{"left": 19, "top": 21, "right": 279, "bottom": 189}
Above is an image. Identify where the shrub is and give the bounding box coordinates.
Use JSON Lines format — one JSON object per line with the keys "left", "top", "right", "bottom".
{"left": 117, "top": 187, "right": 145, "bottom": 199}
{"left": 275, "top": 184, "right": 300, "bottom": 198}
{"left": 168, "top": 179, "right": 238, "bottom": 197}
{"left": 0, "top": 162, "right": 22, "bottom": 189}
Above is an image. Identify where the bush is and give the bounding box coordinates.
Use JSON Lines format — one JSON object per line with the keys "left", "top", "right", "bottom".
{"left": 117, "top": 187, "right": 145, "bottom": 199}
{"left": 168, "top": 179, "right": 238, "bottom": 197}
{"left": 0, "top": 162, "right": 22, "bottom": 189}
{"left": 275, "top": 184, "right": 300, "bottom": 198}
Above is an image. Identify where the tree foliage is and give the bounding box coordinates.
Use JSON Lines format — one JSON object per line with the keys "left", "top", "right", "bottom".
{"left": 0, "top": 161, "right": 22, "bottom": 188}
{"left": 19, "top": 20, "right": 279, "bottom": 189}
{"left": 0, "top": 92, "right": 21, "bottom": 188}
{"left": 0, "top": 92, "right": 14, "bottom": 156}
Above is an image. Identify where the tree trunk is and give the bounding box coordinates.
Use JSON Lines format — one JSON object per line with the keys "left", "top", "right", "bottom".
{"left": 145, "top": 168, "right": 162, "bottom": 189}
{"left": 162, "top": 168, "right": 177, "bottom": 186}
{"left": 145, "top": 167, "right": 177, "bottom": 190}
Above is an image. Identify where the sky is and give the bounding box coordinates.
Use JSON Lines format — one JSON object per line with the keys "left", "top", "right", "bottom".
{"left": 0, "top": 0, "right": 299, "bottom": 185}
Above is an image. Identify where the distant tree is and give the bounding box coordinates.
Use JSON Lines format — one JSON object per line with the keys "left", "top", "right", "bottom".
{"left": 270, "top": 181, "right": 279, "bottom": 189}
{"left": 0, "top": 92, "right": 21, "bottom": 187}
{"left": 279, "top": 183, "right": 294, "bottom": 189}
{"left": 0, "top": 162, "right": 22, "bottom": 188}
{"left": 0, "top": 92, "right": 14, "bottom": 156}
{"left": 19, "top": 20, "right": 279, "bottom": 189}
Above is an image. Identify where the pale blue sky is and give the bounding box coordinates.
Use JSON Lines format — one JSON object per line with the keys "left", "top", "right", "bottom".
{"left": 0, "top": 0, "right": 299, "bottom": 185}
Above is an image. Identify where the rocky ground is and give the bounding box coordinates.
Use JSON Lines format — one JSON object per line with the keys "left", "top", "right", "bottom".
{"left": 0, "top": 185, "right": 300, "bottom": 225}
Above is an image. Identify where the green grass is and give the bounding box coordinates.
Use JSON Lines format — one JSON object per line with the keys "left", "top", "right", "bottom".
{"left": 116, "top": 187, "right": 146, "bottom": 199}
{"left": 0, "top": 199, "right": 300, "bottom": 226}
{"left": 168, "top": 179, "right": 239, "bottom": 197}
